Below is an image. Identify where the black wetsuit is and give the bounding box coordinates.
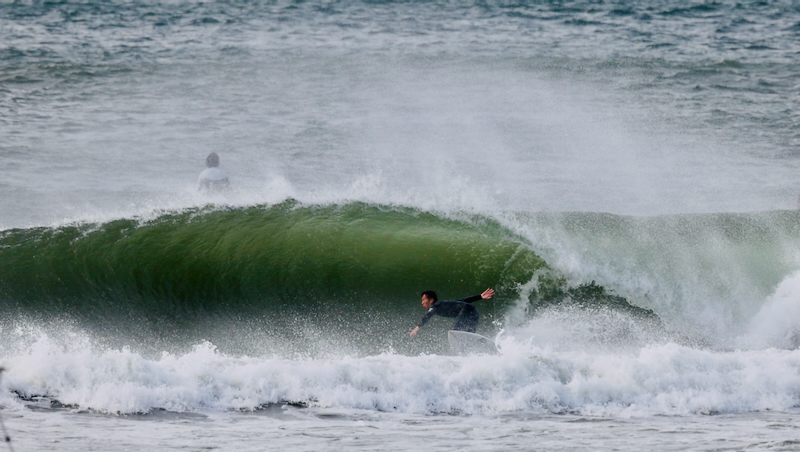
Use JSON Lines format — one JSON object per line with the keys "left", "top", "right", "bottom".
{"left": 417, "top": 295, "right": 482, "bottom": 333}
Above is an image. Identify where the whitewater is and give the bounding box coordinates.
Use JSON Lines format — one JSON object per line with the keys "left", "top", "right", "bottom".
{"left": 2, "top": 1, "right": 800, "bottom": 451}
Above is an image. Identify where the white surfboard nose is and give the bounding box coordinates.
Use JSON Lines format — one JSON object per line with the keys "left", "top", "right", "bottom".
{"left": 448, "top": 330, "right": 499, "bottom": 356}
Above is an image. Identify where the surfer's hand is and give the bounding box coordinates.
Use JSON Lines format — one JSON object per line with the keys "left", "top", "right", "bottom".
{"left": 481, "top": 288, "right": 495, "bottom": 299}
{"left": 410, "top": 326, "right": 420, "bottom": 338}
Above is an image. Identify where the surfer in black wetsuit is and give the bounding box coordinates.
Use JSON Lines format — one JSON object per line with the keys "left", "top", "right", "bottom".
{"left": 409, "top": 288, "right": 495, "bottom": 338}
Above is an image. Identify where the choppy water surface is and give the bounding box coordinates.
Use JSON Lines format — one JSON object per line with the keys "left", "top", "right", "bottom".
{"left": 2, "top": 1, "right": 800, "bottom": 451}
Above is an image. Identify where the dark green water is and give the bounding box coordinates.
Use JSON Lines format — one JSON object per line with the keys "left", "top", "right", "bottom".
{"left": 1, "top": 201, "right": 555, "bottom": 355}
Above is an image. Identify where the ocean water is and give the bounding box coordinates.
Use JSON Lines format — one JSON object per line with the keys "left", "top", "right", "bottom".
{"left": 2, "top": 1, "right": 800, "bottom": 450}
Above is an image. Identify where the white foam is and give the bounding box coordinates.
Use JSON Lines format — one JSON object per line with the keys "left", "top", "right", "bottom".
{"left": 3, "top": 332, "right": 800, "bottom": 417}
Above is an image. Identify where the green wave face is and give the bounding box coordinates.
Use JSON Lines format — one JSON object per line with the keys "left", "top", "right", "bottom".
{"left": 0, "top": 201, "right": 546, "bottom": 353}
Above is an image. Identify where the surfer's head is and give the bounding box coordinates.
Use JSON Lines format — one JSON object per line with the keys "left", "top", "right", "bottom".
{"left": 206, "top": 152, "right": 220, "bottom": 168}
{"left": 421, "top": 290, "right": 437, "bottom": 309}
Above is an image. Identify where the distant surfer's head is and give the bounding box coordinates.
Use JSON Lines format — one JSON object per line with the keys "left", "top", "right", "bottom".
{"left": 421, "top": 290, "right": 437, "bottom": 309}
{"left": 206, "top": 152, "right": 220, "bottom": 168}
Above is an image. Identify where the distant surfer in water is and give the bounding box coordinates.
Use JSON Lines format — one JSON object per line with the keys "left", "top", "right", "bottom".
{"left": 198, "top": 152, "right": 231, "bottom": 192}
{"left": 409, "top": 288, "right": 495, "bottom": 337}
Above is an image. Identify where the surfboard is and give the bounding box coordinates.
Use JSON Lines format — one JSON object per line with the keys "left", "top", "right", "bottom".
{"left": 448, "top": 330, "right": 499, "bottom": 356}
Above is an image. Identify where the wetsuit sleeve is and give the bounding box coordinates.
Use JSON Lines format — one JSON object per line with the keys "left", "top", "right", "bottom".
{"left": 417, "top": 308, "right": 436, "bottom": 328}
{"left": 458, "top": 295, "right": 482, "bottom": 304}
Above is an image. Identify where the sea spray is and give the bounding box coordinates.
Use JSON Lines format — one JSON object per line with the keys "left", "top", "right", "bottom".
{"left": 499, "top": 210, "right": 800, "bottom": 346}
{"left": 739, "top": 270, "right": 800, "bottom": 350}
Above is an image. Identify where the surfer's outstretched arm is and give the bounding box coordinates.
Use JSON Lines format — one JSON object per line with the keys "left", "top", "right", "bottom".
{"left": 459, "top": 288, "right": 495, "bottom": 304}
{"left": 410, "top": 309, "right": 436, "bottom": 338}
